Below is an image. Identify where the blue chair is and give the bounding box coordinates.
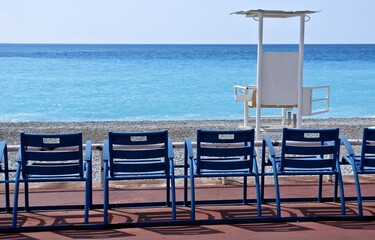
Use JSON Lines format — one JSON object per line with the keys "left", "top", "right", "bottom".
{"left": 185, "top": 129, "right": 261, "bottom": 220}
{"left": 261, "top": 128, "right": 345, "bottom": 217}
{"left": 0, "top": 141, "right": 11, "bottom": 213}
{"left": 12, "top": 133, "right": 92, "bottom": 227}
{"left": 341, "top": 127, "right": 375, "bottom": 216}
{"left": 103, "top": 131, "right": 176, "bottom": 224}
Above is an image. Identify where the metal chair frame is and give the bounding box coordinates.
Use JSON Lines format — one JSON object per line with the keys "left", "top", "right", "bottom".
{"left": 102, "top": 130, "right": 176, "bottom": 224}
{"left": 12, "top": 132, "right": 92, "bottom": 227}
{"left": 0, "top": 141, "right": 11, "bottom": 213}
{"left": 261, "top": 128, "right": 346, "bottom": 217}
{"left": 341, "top": 127, "right": 375, "bottom": 216}
{"left": 185, "top": 129, "right": 261, "bottom": 220}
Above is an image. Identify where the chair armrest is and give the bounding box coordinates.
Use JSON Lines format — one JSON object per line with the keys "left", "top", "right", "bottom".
{"left": 169, "top": 158, "right": 175, "bottom": 176}
{"left": 16, "top": 147, "right": 22, "bottom": 163}
{"left": 103, "top": 139, "right": 109, "bottom": 162}
{"left": 262, "top": 136, "right": 277, "bottom": 167}
{"left": 340, "top": 136, "right": 355, "bottom": 156}
{"left": 263, "top": 136, "right": 276, "bottom": 157}
{"left": 185, "top": 138, "right": 194, "bottom": 160}
{"left": 0, "top": 141, "right": 6, "bottom": 164}
{"left": 185, "top": 137, "right": 197, "bottom": 173}
{"left": 168, "top": 138, "right": 174, "bottom": 160}
{"left": 84, "top": 140, "right": 92, "bottom": 162}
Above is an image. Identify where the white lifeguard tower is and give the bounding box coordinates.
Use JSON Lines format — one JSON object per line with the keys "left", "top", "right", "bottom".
{"left": 232, "top": 10, "right": 330, "bottom": 140}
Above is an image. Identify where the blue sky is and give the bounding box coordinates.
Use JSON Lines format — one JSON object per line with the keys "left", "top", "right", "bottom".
{"left": 1, "top": 0, "right": 374, "bottom": 44}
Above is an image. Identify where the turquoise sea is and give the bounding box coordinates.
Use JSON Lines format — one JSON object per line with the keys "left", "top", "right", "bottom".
{"left": 0, "top": 44, "right": 374, "bottom": 122}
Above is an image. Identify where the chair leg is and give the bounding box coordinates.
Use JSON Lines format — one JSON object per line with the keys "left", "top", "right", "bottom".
{"left": 243, "top": 176, "right": 247, "bottom": 204}
{"left": 171, "top": 176, "right": 177, "bottom": 220}
{"left": 183, "top": 150, "right": 188, "bottom": 207}
{"left": 273, "top": 172, "right": 281, "bottom": 218}
{"left": 166, "top": 178, "right": 171, "bottom": 207}
{"left": 88, "top": 170, "right": 93, "bottom": 209}
{"left": 261, "top": 150, "right": 266, "bottom": 203}
{"left": 337, "top": 167, "right": 346, "bottom": 216}
{"left": 4, "top": 181, "right": 10, "bottom": 213}
{"left": 318, "top": 174, "right": 323, "bottom": 202}
{"left": 24, "top": 182, "right": 29, "bottom": 212}
{"left": 333, "top": 174, "right": 338, "bottom": 202}
{"left": 352, "top": 169, "right": 363, "bottom": 216}
{"left": 103, "top": 163, "right": 109, "bottom": 225}
{"left": 104, "top": 178, "right": 109, "bottom": 225}
{"left": 190, "top": 175, "right": 196, "bottom": 221}
{"left": 12, "top": 167, "right": 21, "bottom": 228}
{"left": 4, "top": 151, "right": 10, "bottom": 213}
{"left": 255, "top": 174, "right": 262, "bottom": 217}
{"left": 84, "top": 179, "right": 89, "bottom": 224}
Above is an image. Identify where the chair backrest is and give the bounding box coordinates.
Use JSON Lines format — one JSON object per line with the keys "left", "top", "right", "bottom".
{"left": 20, "top": 132, "right": 84, "bottom": 178}
{"left": 108, "top": 131, "right": 170, "bottom": 177}
{"left": 360, "top": 128, "right": 375, "bottom": 169}
{"left": 280, "top": 128, "right": 340, "bottom": 171}
{"left": 196, "top": 129, "right": 255, "bottom": 174}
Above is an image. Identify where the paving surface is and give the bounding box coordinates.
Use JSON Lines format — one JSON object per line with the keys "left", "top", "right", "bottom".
{"left": 1, "top": 176, "right": 375, "bottom": 239}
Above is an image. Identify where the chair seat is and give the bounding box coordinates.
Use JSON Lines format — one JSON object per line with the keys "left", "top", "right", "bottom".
{"left": 103, "top": 131, "right": 176, "bottom": 224}
{"left": 273, "top": 156, "right": 335, "bottom": 172}
{"left": 342, "top": 155, "right": 375, "bottom": 172}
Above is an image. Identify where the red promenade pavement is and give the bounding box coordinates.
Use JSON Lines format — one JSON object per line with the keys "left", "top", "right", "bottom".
{"left": 1, "top": 176, "right": 375, "bottom": 239}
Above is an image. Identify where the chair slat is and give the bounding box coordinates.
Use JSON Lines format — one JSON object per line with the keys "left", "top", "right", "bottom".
{"left": 199, "top": 159, "right": 252, "bottom": 172}
{"left": 112, "top": 161, "right": 166, "bottom": 174}
{"left": 284, "top": 145, "right": 336, "bottom": 155}
{"left": 284, "top": 129, "right": 339, "bottom": 142}
{"left": 282, "top": 157, "right": 335, "bottom": 169}
{"left": 363, "top": 157, "right": 375, "bottom": 168}
{"left": 25, "top": 151, "right": 80, "bottom": 161}
{"left": 198, "top": 129, "right": 254, "bottom": 144}
{"left": 364, "top": 129, "right": 375, "bottom": 141}
{"left": 22, "top": 133, "right": 82, "bottom": 148}
{"left": 26, "top": 163, "right": 81, "bottom": 176}
{"left": 199, "top": 146, "right": 251, "bottom": 158}
{"left": 109, "top": 131, "right": 167, "bottom": 145}
{"left": 112, "top": 148, "right": 165, "bottom": 160}
{"left": 364, "top": 145, "right": 375, "bottom": 154}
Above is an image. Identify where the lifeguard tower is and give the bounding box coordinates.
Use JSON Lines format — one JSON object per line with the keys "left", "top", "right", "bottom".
{"left": 232, "top": 10, "right": 330, "bottom": 140}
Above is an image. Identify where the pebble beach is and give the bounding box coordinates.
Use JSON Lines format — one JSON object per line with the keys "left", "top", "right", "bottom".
{"left": 1, "top": 118, "right": 374, "bottom": 181}
{"left": 1, "top": 118, "right": 374, "bottom": 144}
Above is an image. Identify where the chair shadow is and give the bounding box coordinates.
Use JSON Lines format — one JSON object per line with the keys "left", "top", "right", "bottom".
{"left": 137, "top": 211, "right": 178, "bottom": 222}
{"left": 55, "top": 229, "right": 135, "bottom": 239}
{"left": 118, "top": 208, "right": 213, "bottom": 223}
{"left": 0, "top": 214, "right": 28, "bottom": 228}
{"left": 298, "top": 204, "right": 358, "bottom": 217}
{"left": 13, "top": 212, "right": 86, "bottom": 227}
{"left": 144, "top": 225, "right": 224, "bottom": 236}
{"left": 232, "top": 221, "right": 313, "bottom": 232}
{"left": 320, "top": 205, "right": 375, "bottom": 230}
{"left": 0, "top": 232, "right": 39, "bottom": 240}
{"left": 321, "top": 221, "right": 375, "bottom": 230}
{"left": 218, "top": 206, "right": 277, "bottom": 219}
